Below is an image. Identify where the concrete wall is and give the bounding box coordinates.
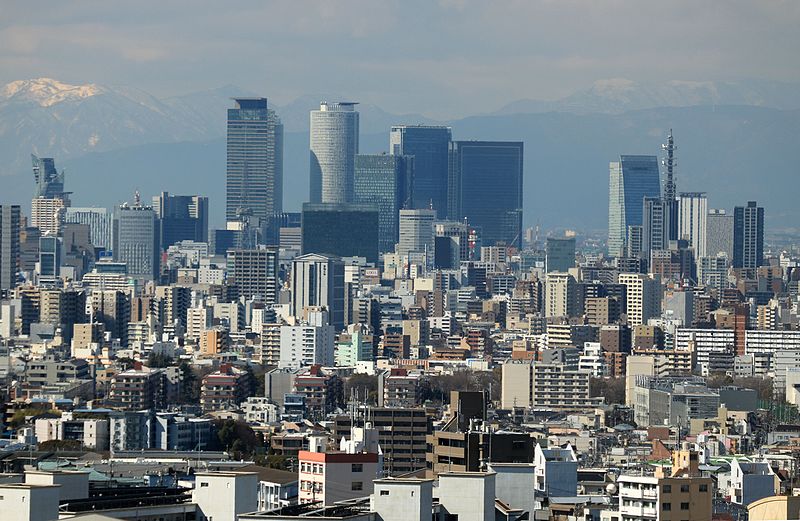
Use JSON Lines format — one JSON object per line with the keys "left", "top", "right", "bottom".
{"left": 372, "top": 479, "right": 433, "bottom": 521}
{"left": 437, "top": 472, "right": 495, "bottom": 521}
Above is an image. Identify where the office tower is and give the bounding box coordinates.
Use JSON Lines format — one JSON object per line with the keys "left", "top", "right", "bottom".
{"left": 619, "top": 273, "right": 662, "bottom": 326}
{"left": 545, "top": 272, "right": 579, "bottom": 318}
{"left": 291, "top": 253, "right": 345, "bottom": 330}
{"left": 0, "top": 205, "right": 21, "bottom": 290}
{"left": 226, "top": 248, "right": 279, "bottom": 302}
{"left": 90, "top": 289, "right": 130, "bottom": 345}
{"left": 626, "top": 225, "right": 643, "bottom": 258}
{"left": 30, "top": 154, "right": 70, "bottom": 236}
{"left": 706, "top": 209, "right": 734, "bottom": 259}
{"left": 310, "top": 101, "right": 359, "bottom": 204}
{"left": 661, "top": 130, "right": 679, "bottom": 241}
{"left": 64, "top": 207, "right": 112, "bottom": 250}
{"left": 389, "top": 125, "right": 451, "bottom": 218}
{"left": 152, "top": 192, "right": 209, "bottom": 249}
{"left": 226, "top": 98, "right": 283, "bottom": 223}
{"left": 448, "top": 141, "right": 524, "bottom": 248}
{"left": 698, "top": 254, "right": 730, "bottom": 291}
{"left": 733, "top": 201, "right": 765, "bottom": 269}
{"left": 301, "top": 203, "right": 378, "bottom": 264}
{"left": 113, "top": 193, "right": 160, "bottom": 281}
{"left": 37, "top": 235, "right": 61, "bottom": 286}
{"left": 354, "top": 154, "right": 414, "bottom": 253}
{"left": 608, "top": 155, "right": 661, "bottom": 257}
{"left": 545, "top": 236, "right": 576, "bottom": 273}
{"left": 261, "top": 212, "right": 301, "bottom": 247}
{"left": 678, "top": 192, "right": 708, "bottom": 262}
{"left": 397, "top": 209, "right": 435, "bottom": 261}
{"left": 642, "top": 197, "right": 666, "bottom": 259}
{"left": 31, "top": 154, "right": 65, "bottom": 198}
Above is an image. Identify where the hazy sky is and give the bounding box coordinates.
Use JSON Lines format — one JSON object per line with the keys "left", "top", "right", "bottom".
{"left": 2, "top": 1, "right": 799, "bottom": 118}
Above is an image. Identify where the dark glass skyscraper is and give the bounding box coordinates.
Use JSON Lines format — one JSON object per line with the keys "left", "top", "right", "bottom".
{"left": 226, "top": 98, "right": 283, "bottom": 223}
{"left": 0, "top": 205, "right": 20, "bottom": 290}
{"left": 733, "top": 201, "right": 764, "bottom": 269}
{"left": 608, "top": 155, "right": 661, "bottom": 257}
{"left": 31, "top": 154, "right": 65, "bottom": 198}
{"left": 354, "top": 154, "right": 414, "bottom": 253}
{"left": 152, "top": 192, "right": 209, "bottom": 249}
{"left": 301, "top": 203, "right": 379, "bottom": 263}
{"left": 448, "top": 141, "right": 523, "bottom": 248}
{"left": 389, "top": 125, "right": 451, "bottom": 218}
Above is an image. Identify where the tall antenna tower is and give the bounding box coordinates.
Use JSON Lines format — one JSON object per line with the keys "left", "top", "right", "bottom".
{"left": 661, "top": 129, "right": 679, "bottom": 241}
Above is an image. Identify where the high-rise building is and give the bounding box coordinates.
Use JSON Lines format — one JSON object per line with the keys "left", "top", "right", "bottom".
{"left": 0, "top": 205, "right": 21, "bottom": 290}
{"left": 389, "top": 125, "right": 451, "bottom": 218}
{"left": 678, "top": 192, "right": 708, "bottom": 262}
{"left": 448, "top": 141, "right": 523, "bottom": 248}
{"left": 64, "top": 207, "right": 112, "bottom": 250}
{"left": 31, "top": 197, "right": 68, "bottom": 236}
{"left": 661, "top": 130, "right": 679, "bottom": 242}
{"left": 290, "top": 254, "right": 345, "bottom": 330}
{"left": 545, "top": 272, "right": 579, "bottom": 318}
{"left": 642, "top": 197, "right": 666, "bottom": 259}
{"left": 545, "top": 236, "right": 576, "bottom": 273}
{"left": 37, "top": 235, "right": 61, "bottom": 286}
{"left": 354, "top": 154, "right": 414, "bottom": 252}
{"left": 31, "top": 154, "right": 65, "bottom": 199}
{"left": 706, "top": 209, "right": 734, "bottom": 259}
{"left": 397, "top": 209, "right": 435, "bottom": 262}
{"left": 310, "top": 101, "right": 359, "bottom": 204}
{"left": 434, "top": 220, "right": 473, "bottom": 269}
{"left": 113, "top": 194, "right": 159, "bottom": 281}
{"left": 608, "top": 155, "right": 661, "bottom": 257}
{"left": 226, "top": 98, "right": 283, "bottom": 222}
{"left": 733, "top": 201, "right": 764, "bottom": 269}
{"left": 301, "top": 203, "right": 378, "bottom": 264}
{"left": 152, "top": 192, "right": 209, "bottom": 249}
{"left": 226, "top": 248, "right": 279, "bottom": 302}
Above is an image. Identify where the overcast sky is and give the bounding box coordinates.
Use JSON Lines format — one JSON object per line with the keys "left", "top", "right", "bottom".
{"left": 2, "top": 1, "right": 799, "bottom": 119}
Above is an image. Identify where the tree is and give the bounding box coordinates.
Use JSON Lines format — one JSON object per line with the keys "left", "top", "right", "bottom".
{"left": 147, "top": 352, "right": 174, "bottom": 368}
{"left": 213, "top": 420, "right": 263, "bottom": 459}
{"left": 590, "top": 377, "right": 625, "bottom": 404}
{"left": 344, "top": 374, "right": 379, "bottom": 405}
{"left": 39, "top": 439, "right": 82, "bottom": 451}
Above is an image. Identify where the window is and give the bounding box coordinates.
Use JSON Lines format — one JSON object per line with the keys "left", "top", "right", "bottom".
{"left": 662, "top": 503, "right": 671, "bottom": 511}
{"left": 352, "top": 463, "right": 363, "bottom": 472}
{"left": 352, "top": 481, "right": 363, "bottom": 491}
{"left": 200, "top": 482, "right": 209, "bottom": 487}
{"left": 681, "top": 502, "right": 689, "bottom": 510}
{"left": 380, "top": 490, "right": 390, "bottom": 496}
{"left": 662, "top": 485, "right": 671, "bottom": 493}
{"left": 699, "top": 484, "right": 708, "bottom": 492}
{"left": 680, "top": 484, "right": 689, "bottom": 493}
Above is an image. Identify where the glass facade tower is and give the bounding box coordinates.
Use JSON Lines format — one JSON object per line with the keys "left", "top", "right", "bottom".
{"left": 310, "top": 102, "right": 359, "bottom": 204}
{"left": 226, "top": 98, "right": 283, "bottom": 223}
{"left": 354, "top": 154, "right": 414, "bottom": 253}
{"left": 733, "top": 201, "right": 764, "bottom": 269}
{"left": 608, "top": 155, "right": 661, "bottom": 257}
{"left": 448, "top": 141, "right": 523, "bottom": 248}
{"left": 389, "top": 125, "right": 451, "bottom": 218}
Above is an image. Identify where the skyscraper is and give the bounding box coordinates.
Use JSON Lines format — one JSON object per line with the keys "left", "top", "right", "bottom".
{"left": 705, "top": 209, "right": 734, "bottom": 260}
{"left": 661, "top": 130, "right": 679, "bottom": 242}
{"left": 310, "top": 101, "right": 359, "bottom": 204}
{"left": 64, "top": 207, "right": 112, "bottom": 250}
{"left": 152, "top": 192, "right": 209, "bottom": 248}
{"left": 733, "top": 201, "right": 764, "bottom": 269}
{"left": 389, "top": 125, "right": 451, "bottom": 218}
{"left": 608, "top": 155, "right": 661, "bottom": 257}
{"left": 226, "top": 98, "right": 283, "bottom": 223}
{"left": 31, "top": 154, "right": 65, "bottom": 199}
{"left": 0, "top": 205, "right": 20, "bottom": 290}
{"left": 301, "top": 203, "right": 378, "bottom": 263}
{"left": 113, "top": 193, "right": 160, "bottom": 281}
{"left": 545, "top": 236, "right": 576, "bottom": 273}
{"left": 448, "top": 141, "right": 524, "bottom": 248}
{"left": 290, "top": 253, "right": 345, "bottom": 330}
{"left": 642, "top": 197, "right": 666, "bottom": 259}
{"left": 678, "top": 192, "right": 708, "bottom": 262}
{"left": 31, "top": 154, "right": 71, "bottom": 236}
{"left": 397, "top": 209, "right": 436, "bottom": 261}
{"left": 354, "top": 154, "right": 414, "bottom": 253}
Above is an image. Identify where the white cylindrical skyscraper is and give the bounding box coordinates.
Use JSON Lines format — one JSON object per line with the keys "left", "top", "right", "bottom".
{"left": 310, "top": 101, "right": 359, "bottom": 204}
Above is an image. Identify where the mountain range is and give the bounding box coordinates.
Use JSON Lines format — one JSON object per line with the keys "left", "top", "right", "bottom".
{"left": 1, "top": 77, "right": 799, "bottom": 232}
